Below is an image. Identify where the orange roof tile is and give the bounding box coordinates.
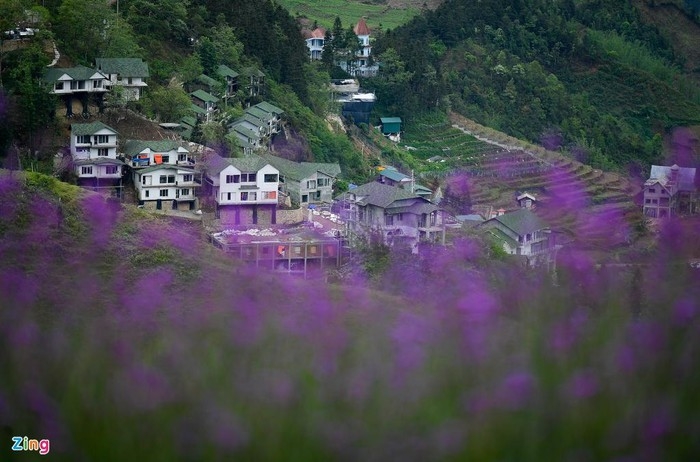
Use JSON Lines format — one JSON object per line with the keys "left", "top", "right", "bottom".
{"left": 354, "top": 18, "right": 371, "bottom": 36}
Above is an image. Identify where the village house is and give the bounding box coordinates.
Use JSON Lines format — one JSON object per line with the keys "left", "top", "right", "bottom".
{"left": 69, "top": 121, "right": 124, "bottom": 192}
{"left": 480, "top": 208, "right": 556, "bottom": 267}
{"left": 240, "top": 67, "right": 265, "bottom": 99}
{"left": 642, "top": 164, "right": 698, "bottom": 218}
{"left": 132, "top": 164, "right": 200, "bottom": 211}
{"left": 340, "top": 18, "right": 379, "bottom": 77}
{"left": 122, "top": 140, "right": 194, "bottom": 168}
{"left": 190, "top": 89, "right": 219, "bottom": 122}
{"left": 44, "top": 65, "right": 109, "bottom": 117}
{"left": 338, "top": 181, "right": 445, "bottom": 252}
{"left": 262, "top": 154, "right": 341, "bottom": 205}
{"left": 228, "top": 101, "right": 284, "bottom": 153}
{"left": 380, "top": 117, "right": 402, "bottom": 142}
{"left": 217, "top": 64, "right": 240, "bottom": 102}
{"left": 376, "top": 166, "right": 433, "bottom": 199}
{"left": 303, "top": 26, "right": 326, "bottom": 60}
{"left": 516, "top": 192, "right": 538, "bottom": 209}
{"left": 204, "top": 154, "right": 280, "bottom": 225}
{"left": 95, "top": 58, "right": 149, "bottom": 101}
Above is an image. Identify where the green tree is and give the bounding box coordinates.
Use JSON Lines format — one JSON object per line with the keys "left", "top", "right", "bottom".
{"left": 142, "top": 81, "right": 191, "bottom": 122}
{"left": 55, "top": 0, "right": 116, "bottom": 64}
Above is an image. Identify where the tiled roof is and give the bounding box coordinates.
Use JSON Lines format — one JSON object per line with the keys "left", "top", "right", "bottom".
{"left": 488, "top": 227, "right": 518, "bottom": 248}
{"left": 487, "top": 208, "right": 548, "bottom": 236}
{"left": 217, "top": 64, "right": 239, "bottom": 78}
{"left": 262, "top": 154, "right": 340, "bottom": 181}
{"left": 95, "top": 58, "right": 149, "bottom": 77}
{"left": 206, "top": 154, "right": 272, "bottom": 175}
{"left": 123, "top": 140, "right": 185, "bottom": 157}
{"left": 44, "top": 66, "right": 106, "bottom": 82}
{"left": 354, "top": 18, "right": 371, "bottom": 36}
{"left": 74, "top": 157, "right": 124, "bottom": 166}
{"left": 71, "top": 121, "right": 118, "bottom": 136}
{"left": 347, "top": 181, "right": 424, "bottom": 209}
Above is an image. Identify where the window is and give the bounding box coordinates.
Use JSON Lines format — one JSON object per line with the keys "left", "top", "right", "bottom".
{"left": 317, "top": 178, "right": 330, "bottom": 187}
{"left": 161, "top": 156, "right": 169, "bottom": 163}
{"left": 55, "top": 82, "right": 64, "bottom": 90}
{"left": 105, "top": 165, "right": 118, "bottom": 175}
{"left": 302, "top": 194, "right": 308, "bottom": 203}
{"left": 96, "top": 135, "right": 108, "bottom": 144}
{"left": 70, "top": 81, "right": 78, "bottom": 90}
{"left": 183, "top": 174, "right": 193, "bottom": 182}
{"left": 226, "top": 174, "right": 240, "bottom": 184}
{"left": 76, "top": 135, "right": 90, "bottom": 144}
{"left": 178, "top": 153, "right": 187, "bottom": 161}
{"left": 385, "top": 215, "right": 394, "bottom": 226}
{"left": 306, "top": 180, "right": 316, "bottom": 189}
{"left": 159, "top": 175, "right": 175, "bottom": 184}
{"left": 160, "top": 189, "right": 169, "bottom": 197}
{"left": 145, "top": 190, "right": 149, "bottom": 198}
{"left": 264, "top": 173, "right": 278, "bottom": 182}
{"left": 128, "top": 78, "right": 133, "bottom": 85}
{"left": 180, "top": 188, "right": 190, "bottom": 196}
{"left": 397, "top": 213, "right": 403, "bottom": 221}
{"left": 241, "top": 192, "right": 248, "bottom": 201}
{"left": 142, "top": 175, "right": 151, "bottom": 185}
{"left": 645, "top": 199, "right": 651, "bottom": 204}
{"left": 648, "top": 188, "right": 656, "bottom": 194}
{"left": 168, "top": 175, "right": 175, "bottom": 184}
{"left": 81, "top": 166, "right": 93, "bottom": 175}
{"left": 98, "top": 148, "right": 108, "bottom": 157}
{"left": 263, "top": 191, "right": 277, "bottom": 200}
{"left": 93, "top": 80, "right": 101, "bottom": 89}
{"left": 242, "top": 173, "right": 256, "bottom": 182}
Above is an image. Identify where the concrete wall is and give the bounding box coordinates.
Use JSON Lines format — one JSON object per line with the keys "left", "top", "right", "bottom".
{"left": 277, "top": 207, "right": 303, "bottom": 225}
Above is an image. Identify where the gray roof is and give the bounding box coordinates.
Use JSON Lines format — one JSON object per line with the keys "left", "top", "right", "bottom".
{"left": 485, "top": 208, "right": 548, "bottom": 236}
{"left": 74, "top": 157, "right": 124, "bottom": 166}
{"left": 136, "top": 164, "right": 194, "bottom": 174}
{"left": 95, "top": 58, "right": 149, "bottom": 77}
{"left": 123, "top": 140, "right": 185, "bottom": 157}
{"left": 385, "top": 202, "right": 439, "bottom": 215}
{"left": 71, "top": 121, "right": 118, "bottom": 136}
{"left": 649, "top": 164, "right": 697, "bottom": 192}
{"left": 262, "top": 154, "right": 340, "bottom": 181}
{"left": 345, "top": 181, "right": 428, "bottom": 209}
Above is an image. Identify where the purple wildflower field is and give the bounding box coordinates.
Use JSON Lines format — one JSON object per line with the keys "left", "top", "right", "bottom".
{"left": 1, "top": 168, "right": 699, "bottom": 461}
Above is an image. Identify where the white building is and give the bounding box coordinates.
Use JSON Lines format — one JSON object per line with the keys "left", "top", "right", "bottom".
{"left": 69, "top": 122, "right": 124, "bottom": 191}
{"left": 95, "top": 58, "right": 149, "bottom": 101}
{"left": 133, "top": 164, "right": 199, "bottom": 211}
{"left": 204, "top": 154, "right": 280, "bottom": 225}
{"left": 123, "top": 140, "right": 194, "bottom": 168}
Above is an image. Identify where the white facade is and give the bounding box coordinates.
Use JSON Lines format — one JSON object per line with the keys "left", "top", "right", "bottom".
{"left": 71, "top": 125, "right": 118, "bottom": 160}
{"left": 125, "top": 142, "right": 192, "bottom": 168}
{"left": 213, "top": 164, "right": 279, "bottom": 206}
{"left": 134, "top": 166, "right": 199, "bottom": 202}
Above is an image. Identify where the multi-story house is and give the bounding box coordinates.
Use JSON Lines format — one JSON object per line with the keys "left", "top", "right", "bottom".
{"left": 122, "top": 140, "right": 194, "bottom": 168}
{"left": 240, "top": 67, "right": 265, "bottom": 99}
{"left": 228, "top": 101, "right": 284, "bottom": 154}
{"left": 190, "top": 89, "right": 219, "bottom": 122}
{"left": 263, "top": 154, "right": 341, "bottom": 205}
{"left": 133, "top": 164, "right": 199, "bottom": 211}
{"left": 70, "top": 121, "right": 124, "bottom": 191}
{"left": 337, "top": 18, "right": 379, "bottom": 77}
{"left": 643, "top": 164, "right": 698, "bottom": 218}
{"left": 304, "top": 27, "right": 326, "bottom": 60}
{"left": 95, "top": 58, "right": 149, "bottom": 101}
{"left": 217, "top": 65, "right": 240, "bottom": 102}
{"left": 44, "top": 65, "right": 109, "bottom": 117}
{"left": 338, "top": 181, "right": 445, "bottom": 253}
{"left": 376, "top": 166, "right": 433, "bottom": 199}
{"left": 204, "top": 154, "right": 280, "bottom": 225}
{"left": 480, "top": 208, "right": 556, "bottom": 267}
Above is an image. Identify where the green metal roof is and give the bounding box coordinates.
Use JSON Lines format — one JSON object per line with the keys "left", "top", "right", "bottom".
{"left": 74, "top": 157, "right": 125, "bottom": 166}
{"left": 197, "top": 74, "right": 220, "bottom": 87}
{"left": 241, "top": 67, "right": 265, "bottom": 78}
{"left": 71, "top": 121, "right": 118, "bottom": 136}
{"left": 136, "top": 164, "right": 194, "bottom": 174}
{"left": 180, "top": 116, "right": 197, "bottom": 127}
{"left": 245, "top": 106, "right": 270, "bottom": 121}
{"left": 231, "top": 124, "right": 260, "bottom": 140}
{"left": 488, "top": 208, "right": 548, "bottom": 236}
{"left": 488, "top": 227, "right": 518, "bottom": 248}
{"left": 190, "top": 89, "right": 219, "bottom": 103}
{"left": 189, "top": 104, "right": 207, "bottom": 115}
{"left": 254, "top": 101, "right": 284, "bottom": 115}
{"left": 44, "top": 66, "right": 106, "bottom": 83}
{"left": 95, "top": 58, "right": 149, "bottom": 77}
{"left": 217, "top": 64, "right": 239, "bottom": 78}
{"left": 123, "top": 140, "right": 185, "bottom": 157}
{"left": 206, "top": 154, "right": 272, "bottom": 175}
{"left": 380, "top": 117, "right": 402, "bottom": 124}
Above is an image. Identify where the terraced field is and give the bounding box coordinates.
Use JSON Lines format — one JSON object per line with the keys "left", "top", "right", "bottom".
{"left": 444, "top": 113, "right": 642, "bottom": 251}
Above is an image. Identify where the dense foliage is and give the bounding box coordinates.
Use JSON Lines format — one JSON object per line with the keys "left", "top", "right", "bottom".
{"left": 367, "top": 0, "right": 700, "bottom": 171}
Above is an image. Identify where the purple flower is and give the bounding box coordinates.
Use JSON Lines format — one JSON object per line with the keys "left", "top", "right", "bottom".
{"left": 111, "top": 364, "right": 175, "bottom": 412}
{"left": 564, "top": 370, "right": 599, "bottom": 400}
{"left": 497, "top": 370, "right": 537, "bottom": 410}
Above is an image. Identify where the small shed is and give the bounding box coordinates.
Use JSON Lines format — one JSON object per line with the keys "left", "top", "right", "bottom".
{"left": 380, "top": 117, "right": 402, "bottom": 135}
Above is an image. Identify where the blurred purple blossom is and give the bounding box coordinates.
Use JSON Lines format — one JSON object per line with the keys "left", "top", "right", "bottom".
{"left": 111, "top": 364, "right": 176, "bottom": 412}
{"left": 497, "top": 370, "right": 537, "bottom": 410}
{"left": 564, "top": 370, "right": 599, "bottom": 400}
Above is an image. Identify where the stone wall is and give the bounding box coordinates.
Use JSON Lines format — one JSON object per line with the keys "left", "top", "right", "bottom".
{"left": 277, "top": 207, "right": 303, "bottom": 225}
